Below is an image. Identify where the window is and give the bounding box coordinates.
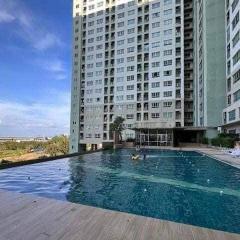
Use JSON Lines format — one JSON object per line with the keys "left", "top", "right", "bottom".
{"left": 127, "top": 85, "right": 134, "bottom": 90}
{"left": 232, "top": 0, "right": 239, "bottom": 12}
{"left": 233, "top": 30, "right": 240, "bottom": 47}
{"left": 229, "top": 109, "right": 236, "bottom": 121}
{"left": 128, "top": 37, "right": 135, "bottom": 43}
{"left": 117, "top": 67, "right": 124, "bottom": 73}
{"left": 126, "top": 114, "right": 134, "bottom": 119}
{"left": 117, "top": 40, "right": 125, "bottom": 46}
{"left": 117, "top": 77, "right": 124, "bottom": 82}
{"left": 164, "top": 70, "right": 172, "bottom": 76}
{"left": 164, "top": 9, "right": 172, "bottom": 15}
{"left": 118, "top": 13, "right": 125, "bottom": 18}
{"left": 127, "top": 66, "right": 135, "bottom": 71}
{"left": 127, "top": 94, "right": 134, "bottom": 100}
{"left": 152, "top": 72, "right": 160, "bottom": 78}
{"left": 152, "top": 92, "right": 160, "bottom": 98}
{"left": 164, "top": 60, "right": 172, "bottom": 66}
{"left": 152, "top": 51, "right": 160, "bottom": 58}
{"left": 127, "top": 104, "right": 134, "bottom": 109}
{"left": 97, "top": 19, "right": 103, "bottom": 24}
{"left": 163, "top": 81, "right": 172, "bottom": 86}
{"left": 163, "top": 112, "right": 173, "bottom": 118}
{"left": 128, "top": 10, "right": 135, "bottom": 15}
{"left": 234, "top": 89, "right": 240, "bottom": 102}
{"left": 152, "top": 22, "right": 160, "bottom": 28}
{"left": 127, "top": 75, "right": 134, "bottom": 81}
{"left": 127, "top": 47, "right": 135, "bottom": 53}
{"left": 164, "top": 19, "right": 172, "bottom": 25}
{"left": 128, "top": 28, "right": 135, "bottom": 34}
{"left": 163, "top": 101, "right": 172, "bottom": 107}
{"left": 152, "top": 31, "right": 160, "bottom": 38}
{"left": 152, "top": 62, "right": 160, "bottom": 67}
{"left": 152, "top": 41, "right": 160, "bottom": 48}
{"left": 117, "top": 95, "right": 124, "bottom": 101}
{"left": 117, "top": 49, "right": 124, "bottom": 54}
{"left": 151, "top": 113, "right": 160, "bottom": 118}
{"left": 233, "top": 69, "right": 240, "bottom": 83}
{"left": 164, "top": 29, "right": 172, "bottom": 35}
{"left": 152, "top": 102, "right": 160, "bottom": 108}
{"left": 233, "top": 49, "right": 240, "bottom": 65}
{"left": 152, "top": 12, "right": 160, "bottom": 18}
{"left": 127, "top": 56, "right": 135, "bottom": 62}
{"left": 97, "top": 27, "right": 103, "bottom": 33}
{"left": 152, "top": 2, "right": 160, "bottom": 8}
{"left": 152, "top": 82, "right": 160, "bottom": 88}
{"left": 117, "top": 58, "right": 124, "bottom": 64}
{"left": 128, "top": 19, "right": 135, "bottom": 25}
{"left": 118, "top": 22, "right": 124, "bottom": 27}
{"left": 117, "top": 86, "right": 124, "bottom": 91}
{"left": 164, "top": 49, "right": 172, "bottom": 56}
{"left": 164, "top": 39, "right": 172, "bottom": 45}
{"left": 232, "top": 11, "right": 239, "bottom": 30}
{"left": 164, "top": 0, "right": 172, "bottom": 5}
{"left": 128, "top": 0, "right": 135, "bottom": 6}
{"left": 163, "top": 91, "right": 172, "bottom": 97}
{"left": 117, "top": 30, "right": 124, "bottom": 36}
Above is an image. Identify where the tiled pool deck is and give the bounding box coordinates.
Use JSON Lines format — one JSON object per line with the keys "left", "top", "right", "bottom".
{"left": 0, "top": 190, "right": 239, "bottom": 240}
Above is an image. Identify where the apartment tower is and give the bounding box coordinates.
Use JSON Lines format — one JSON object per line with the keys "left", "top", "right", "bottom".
{"left": 70, "top": 0, "right": 226, "bottom": 152}
{"left": 222, "top": 0, "right": 240, "bottom": 135}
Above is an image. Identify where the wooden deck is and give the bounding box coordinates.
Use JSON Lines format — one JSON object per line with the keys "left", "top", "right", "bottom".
{"left": 0, "top": 190, "right": 239, "bottom": 240}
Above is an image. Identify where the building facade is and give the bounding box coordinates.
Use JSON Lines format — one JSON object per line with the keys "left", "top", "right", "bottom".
{"left": 194, "top": 0, "right": 226, "bottom": 138}
{"left": 222, "top": 0, "right": 240, "bottom": 135}
{"left": 70, "top": 0, "right": 228, "bottom": 152}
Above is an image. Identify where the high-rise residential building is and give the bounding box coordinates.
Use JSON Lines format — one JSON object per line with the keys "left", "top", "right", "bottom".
{"left": 69, "top": 0, "right": 226, "bottom": 152}
{"left": 194, "top": 0, "right": 226, "bottom": 138}
{"left": 222, "top": 0, "right": 240, "bottom": 135}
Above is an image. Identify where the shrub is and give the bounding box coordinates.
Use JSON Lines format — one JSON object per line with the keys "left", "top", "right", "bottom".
{"left": 202, "top": 137, "right": 209, "bottom": 145}
{"left": 211, "top": 135, "right": 235, "bottom": 148}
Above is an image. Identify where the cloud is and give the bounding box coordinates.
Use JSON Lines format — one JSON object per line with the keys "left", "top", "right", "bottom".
{"left": 0, "top": 91, "right": 70, "bottom": 137}
{"left": 0, "top": 10, "right": 15, "bottom": 23}
{"left": 33, "top": 33, "right": 62, "bottom": 51}
{"left": 38, "top": 59, "right": 68, "bottom": 80}
{"left": 0, "top": 0, "right": 62, "bottom": 51}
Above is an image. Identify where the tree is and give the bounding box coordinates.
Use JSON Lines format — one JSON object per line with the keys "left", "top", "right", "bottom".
{"left": 45, "top": 135, "right": 69, "bottom": 156}
{"left": 110, "top": 116, "right": 125, "bottom": 143}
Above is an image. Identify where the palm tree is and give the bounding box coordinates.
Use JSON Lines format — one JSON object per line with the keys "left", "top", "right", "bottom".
{"left": 110, "top": 116, "right": 125, "bottom": 143}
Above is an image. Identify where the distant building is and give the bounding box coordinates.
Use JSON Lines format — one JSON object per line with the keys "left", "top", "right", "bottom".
{"left": 0, "top": 137, "right": 50, "bottom": 143}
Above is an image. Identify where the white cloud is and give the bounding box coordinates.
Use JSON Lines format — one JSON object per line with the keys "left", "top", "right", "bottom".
{"left": 0, "top": 10, "right": 15, "bottom": 23}
{"left": 0, "top": 91, "right": 70, "bottom": 137}
{"left": 38, "top": 58, "right": 68, "bottom": 80}
{"left": 33, "top": 33, "right": 62, "bottom": 51}
{"left": 0, "top": 0, "right": 62, "bottom": 51}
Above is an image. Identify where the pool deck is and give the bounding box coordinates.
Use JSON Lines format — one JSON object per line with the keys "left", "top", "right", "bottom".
{"left": 0, "top": 190, "right": 239, "bottom": 240}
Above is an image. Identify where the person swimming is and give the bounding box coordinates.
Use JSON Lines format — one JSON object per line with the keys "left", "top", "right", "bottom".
{"left": 131, "top": 153, "right": 140, "bottom": 160}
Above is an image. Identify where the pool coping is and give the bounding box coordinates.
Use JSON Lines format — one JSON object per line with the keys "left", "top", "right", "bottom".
{"left": 0, "top": 189, "right": 239, "bottom": 240}
{"left": 0, "top": 149, "right": 104, "bottom": 170}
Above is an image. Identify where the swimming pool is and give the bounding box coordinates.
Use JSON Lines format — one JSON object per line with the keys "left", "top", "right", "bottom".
{"left": 0, "top": 149, "right": 240, "bottom": 233}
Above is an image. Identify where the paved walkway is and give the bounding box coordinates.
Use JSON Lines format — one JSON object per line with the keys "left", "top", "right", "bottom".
{"left": 0, "top": 190, "right": 239, "bottom": 240}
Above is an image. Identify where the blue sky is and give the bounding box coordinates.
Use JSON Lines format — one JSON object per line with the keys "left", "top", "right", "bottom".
{"left": 0, "top": 0, "right": 72, "bottom": 137}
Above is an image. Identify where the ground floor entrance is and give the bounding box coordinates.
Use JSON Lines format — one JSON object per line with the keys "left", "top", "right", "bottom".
{"left": 135, "top": 128, "right": 205, "bottom": 147}
{"left": 135, "top": 129, "right": 173, "bottom": 147}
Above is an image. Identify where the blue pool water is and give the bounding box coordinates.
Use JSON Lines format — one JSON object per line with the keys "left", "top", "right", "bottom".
{"left": 0, "top": 149, "right": 240, "bottom": 233}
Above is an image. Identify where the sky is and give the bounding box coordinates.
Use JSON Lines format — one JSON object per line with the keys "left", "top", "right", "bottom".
{"left": 0, "top": 0, "right": 72, "bottom": 137}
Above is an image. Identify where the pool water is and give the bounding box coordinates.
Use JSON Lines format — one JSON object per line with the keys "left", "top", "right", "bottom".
{"left": 0, "top": 149, "right": 240, "bottom": 233}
